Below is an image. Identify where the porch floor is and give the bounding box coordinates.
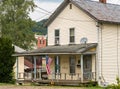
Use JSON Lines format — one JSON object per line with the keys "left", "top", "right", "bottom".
{"left": 17, "top": 79, "right": 97, "bottom": 86}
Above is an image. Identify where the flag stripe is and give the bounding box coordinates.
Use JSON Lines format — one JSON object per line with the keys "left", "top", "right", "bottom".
{"left": 46, "top": 56, "right": 52, "bottom": 75}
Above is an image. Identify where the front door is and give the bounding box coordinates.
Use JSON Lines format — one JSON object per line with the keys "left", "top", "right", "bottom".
{"left": 83, "top": 55, "right": 92, "bottom": 81}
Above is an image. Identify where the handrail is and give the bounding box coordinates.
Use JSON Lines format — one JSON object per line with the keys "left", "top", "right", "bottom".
{"left": 17, "top": 72, "right": 96, "bottom": 81}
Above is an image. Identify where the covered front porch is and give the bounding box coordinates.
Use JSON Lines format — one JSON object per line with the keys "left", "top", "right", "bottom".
{"left": 14, "top": 43, "right": 97, "bottom": 85}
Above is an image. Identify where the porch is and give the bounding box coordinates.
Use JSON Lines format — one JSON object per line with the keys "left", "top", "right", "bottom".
{"left": 17, "top": 72, "right": 96, "bottom": 85}
{"left": 14, "top": 43, "right": 97, "bottom": 85}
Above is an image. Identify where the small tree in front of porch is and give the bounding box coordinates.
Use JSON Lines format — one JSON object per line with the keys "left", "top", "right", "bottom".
{"left": 0, "top": 37, "right": 15, "bottom": 83}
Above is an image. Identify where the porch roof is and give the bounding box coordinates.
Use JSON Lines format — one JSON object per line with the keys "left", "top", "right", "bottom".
{"left": 13, "top": 43, "right": 97, "bottom": 56}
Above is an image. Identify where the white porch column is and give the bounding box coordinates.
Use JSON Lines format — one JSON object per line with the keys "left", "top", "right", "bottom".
{"left": 81, "top": 54, "right": 83, "bottom": 82}
{"left": 33, "top": 56, "right": 37, "bottom": 80}
{"left": 39, "top": 56, "right": 42, "bottom": 80}
{"left": 56, "top": 56, "right": 59, "bottom": 74}
{"left": 16, "top": 57, "right": 18, "bottom": 80}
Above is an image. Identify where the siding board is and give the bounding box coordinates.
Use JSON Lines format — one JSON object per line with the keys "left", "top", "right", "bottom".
{"left": 48, "top": 4, "right": 97, "bottom": 45}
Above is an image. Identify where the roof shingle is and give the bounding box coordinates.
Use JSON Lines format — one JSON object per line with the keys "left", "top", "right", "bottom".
{"left": 72, "top": 0, "right": 120, "bottom": 23}
{"left": 13, "top": 43, "right": 97, "bottom": 56}
{"left": 45, "top": 0, "right": 120, "bottom": 26}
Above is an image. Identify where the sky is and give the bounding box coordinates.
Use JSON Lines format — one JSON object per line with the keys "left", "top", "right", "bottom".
{"left": 29, "top": 0, "right": 120, "bottom": 22}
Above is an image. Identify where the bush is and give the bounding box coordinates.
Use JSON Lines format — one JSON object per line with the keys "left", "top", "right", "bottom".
{"left": 105, "top": 77, "right": 120, "bottom": 89}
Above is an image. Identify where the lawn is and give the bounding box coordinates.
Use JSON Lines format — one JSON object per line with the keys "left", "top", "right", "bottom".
{"left": 0, "top": 83, "right": 103, "bottom": 89}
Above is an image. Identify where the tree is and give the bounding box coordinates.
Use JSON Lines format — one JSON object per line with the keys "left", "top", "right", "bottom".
{"left": 0, "top": 37, "right": 15, "bottom": 83}
{"left": 0, "top": 0, "right": 36, "bottom": 50}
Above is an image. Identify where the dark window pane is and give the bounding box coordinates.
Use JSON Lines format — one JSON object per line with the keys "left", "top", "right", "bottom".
{"left": 69, "top": 4, "right": 72, "bottom": 9}
{"left": 55, "top": 38, "right": 59, "bottom": 44}
{"left": 55, "top": 29, "right": 60, "bottom": 45}
{"left": 69, "top": 28, "right": 75, "bottom": 43}
{"left": 70, "top": 28, "right": 74, "bottom": 36}
{"left": 70, "top": 36, "right": 74, "bottom": 42}
{"left": 55, "top": 30, "right": 59, "bottom": 36}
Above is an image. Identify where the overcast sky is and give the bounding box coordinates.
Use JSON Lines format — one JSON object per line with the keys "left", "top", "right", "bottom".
{"left": 29, "top": 0, "right": 120, "bottom": 22}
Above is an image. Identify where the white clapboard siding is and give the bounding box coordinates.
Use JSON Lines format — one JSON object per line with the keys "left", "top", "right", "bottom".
{"left": 98, "top": 23, "right": 120, "bottom": 84}
{"left": 48, "top": 3, "right": 97, "bottom": 45}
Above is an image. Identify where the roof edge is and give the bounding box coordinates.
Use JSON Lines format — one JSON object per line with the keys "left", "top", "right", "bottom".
{"left": 44, "top": 0, "right": 70, "bottom": 27}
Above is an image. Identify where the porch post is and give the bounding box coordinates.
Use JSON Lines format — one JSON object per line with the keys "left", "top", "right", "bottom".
{"left": 39, "top": 56, "right": 42, "bottom": 80}
{"left": 16, "top": 57, "right": 18, "bottom": 80}
{"left": 56, "top": 56, "right": 59, "bottom": 74}
{"left": 33, "top": 56, "right": 37, "bottom": 80}
{"left": 81, "top": 54, "right": 83, "bottom": 82}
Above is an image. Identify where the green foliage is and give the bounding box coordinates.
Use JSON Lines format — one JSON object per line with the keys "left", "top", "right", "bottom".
{"left": 105, "top": 77, "right": 120, "bottom": 89}
{"left": 0, "top": 0, "right": 36, "bottom": 50}
{"left": 32, "top": 19, "right": 47, "bottom": 35}
{"left": 0, "top": 37, "right": 16, "bottom": 83}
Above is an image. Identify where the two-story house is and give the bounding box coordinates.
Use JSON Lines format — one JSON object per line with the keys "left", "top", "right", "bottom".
{"left": 14, "top": 0, "right": 120, "bottom": 86}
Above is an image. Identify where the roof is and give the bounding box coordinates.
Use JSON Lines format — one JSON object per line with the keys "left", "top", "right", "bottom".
{"left": 12, "top": 44, "right": 25, "bottom": 53}
{"left": 13, "top": 43, "right": 97, "bottom": 56}
{"left": 45, "top": 0, "right": 120, "bottom": 26}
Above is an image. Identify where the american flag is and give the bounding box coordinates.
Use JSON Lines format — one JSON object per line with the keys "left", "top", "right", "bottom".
{"left": 46, "top": 56, "right": 52, "bottom": 75}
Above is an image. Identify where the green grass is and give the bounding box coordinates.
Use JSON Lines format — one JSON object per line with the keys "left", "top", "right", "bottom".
{"left": 0, "top": 83, "right": 103, "bottom": 89}
{"left": 83, "top": 86, "right": 102, "bottom": 89}
{"left": 0, "top": 83, "right": 14, "bottom": 86}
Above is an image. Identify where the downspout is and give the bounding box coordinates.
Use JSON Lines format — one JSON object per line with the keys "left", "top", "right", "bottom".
{"left": 96, "top": 22, "right": 104, "bottom": 85}
{"left": 100, "top": 23, "right": 104, "bottom": 83}
{"left": 96, "top": 22, "right": 100, "bottom": 84}
{"left": 117, "top": 24, "right": 119, "bottom": 77}
{"left": 99, "top": 22, "right": 106, "bottom": 85}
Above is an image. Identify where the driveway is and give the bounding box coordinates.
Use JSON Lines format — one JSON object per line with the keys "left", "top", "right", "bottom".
{"left": 0, "top": 85, "right": 85, "bottom": 89}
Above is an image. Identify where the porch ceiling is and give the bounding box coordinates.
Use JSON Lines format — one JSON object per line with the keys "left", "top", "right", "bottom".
{"left": 13, "top": 43, "right": 97, "bottom": 56}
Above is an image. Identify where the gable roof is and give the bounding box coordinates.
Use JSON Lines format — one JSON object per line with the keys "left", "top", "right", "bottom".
{"left": 45, "top": 0, "right": 120, "bottom": 26}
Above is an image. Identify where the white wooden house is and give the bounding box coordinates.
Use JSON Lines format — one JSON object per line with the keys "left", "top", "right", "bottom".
{"left": 14, "top": 0, "right": 120, "bottom": 86}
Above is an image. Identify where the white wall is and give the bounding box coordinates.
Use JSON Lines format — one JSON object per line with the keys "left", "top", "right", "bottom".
{"left": 14, "top": 57, "right": 24, "bottom": 79}
{"left": 98, "top": 23, "right": 120, "bottom": 84}
{"left": 48, "top": 3, "right": 97, "bottom": 45}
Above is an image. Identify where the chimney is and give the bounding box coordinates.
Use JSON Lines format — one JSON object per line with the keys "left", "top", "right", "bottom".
{"left": 99, "top": 0, "right": 106, "bottom": 3}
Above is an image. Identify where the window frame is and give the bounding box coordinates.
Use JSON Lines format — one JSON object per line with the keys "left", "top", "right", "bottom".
{"left": 69, "top": 28, "right": 75, "bottom": 44}
{"left": 55, "top": 29, "right": 60, "bottom": 45}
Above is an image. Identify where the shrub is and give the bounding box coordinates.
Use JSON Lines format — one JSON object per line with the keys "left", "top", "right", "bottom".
{"left": 105, "top": 77, "right": 120, "bottom": 89}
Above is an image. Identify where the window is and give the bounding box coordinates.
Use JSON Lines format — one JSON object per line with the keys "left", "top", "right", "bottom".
{"left": 40, "top": 40, "right": 41, "bottom": 44}
{"left": 55, "top": 29, "right": 59, "bottom": 45}
{"left": 55, "top": 56, "right": 60, "bottom": 73}
{"left": 69, "top": 4, "right": 72, "bottom": 9}
{"left": 69, "top": 28, "right": 75, "bottom": 43}
{"left": 69, "top": 56, "right": 76, "bottom": 74}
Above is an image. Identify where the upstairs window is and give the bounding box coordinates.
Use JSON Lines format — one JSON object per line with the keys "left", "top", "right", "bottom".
{"left": 69, "top": 28, "right": 75, "bottom": 43}
{"left": 55, "top": 29, "right": 60, "bottom": 45}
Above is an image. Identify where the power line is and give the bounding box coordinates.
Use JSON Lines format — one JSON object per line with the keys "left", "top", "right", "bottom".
{"left": 36, "top": 6, "right": 52, "bottom": 14}
{"left": 35, "top": 14, "right": 49, "bottom": 21}
{"left": 35, "top": 9, "right": 50, "bottom": 15}
{"left": 57, "top": 17, "right": 95, "bottom": 22}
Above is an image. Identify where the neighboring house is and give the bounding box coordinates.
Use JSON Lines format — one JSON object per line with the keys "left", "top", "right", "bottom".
{"left": 13, "top": 45, "right": 25, "bottom": 80}
{"left": 35, "top": 34, "right": 47, "bottom": 48}
{"left": 14, "top": 0, "right": 120, "bottom": 86}
{"left": 13, "top": 46, "right": 47, "bottom": 80}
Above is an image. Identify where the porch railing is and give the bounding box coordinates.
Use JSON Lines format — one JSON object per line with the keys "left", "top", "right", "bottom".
{"left": 18, "top": 72, "right": 96, "bottom": 81}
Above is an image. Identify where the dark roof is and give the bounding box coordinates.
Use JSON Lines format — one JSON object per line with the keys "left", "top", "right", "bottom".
{"left": 45, "top": 0, "right": 120, "bottom": 26}
{"left": 13, "top": 43, "right": 97, "bottom": 56}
